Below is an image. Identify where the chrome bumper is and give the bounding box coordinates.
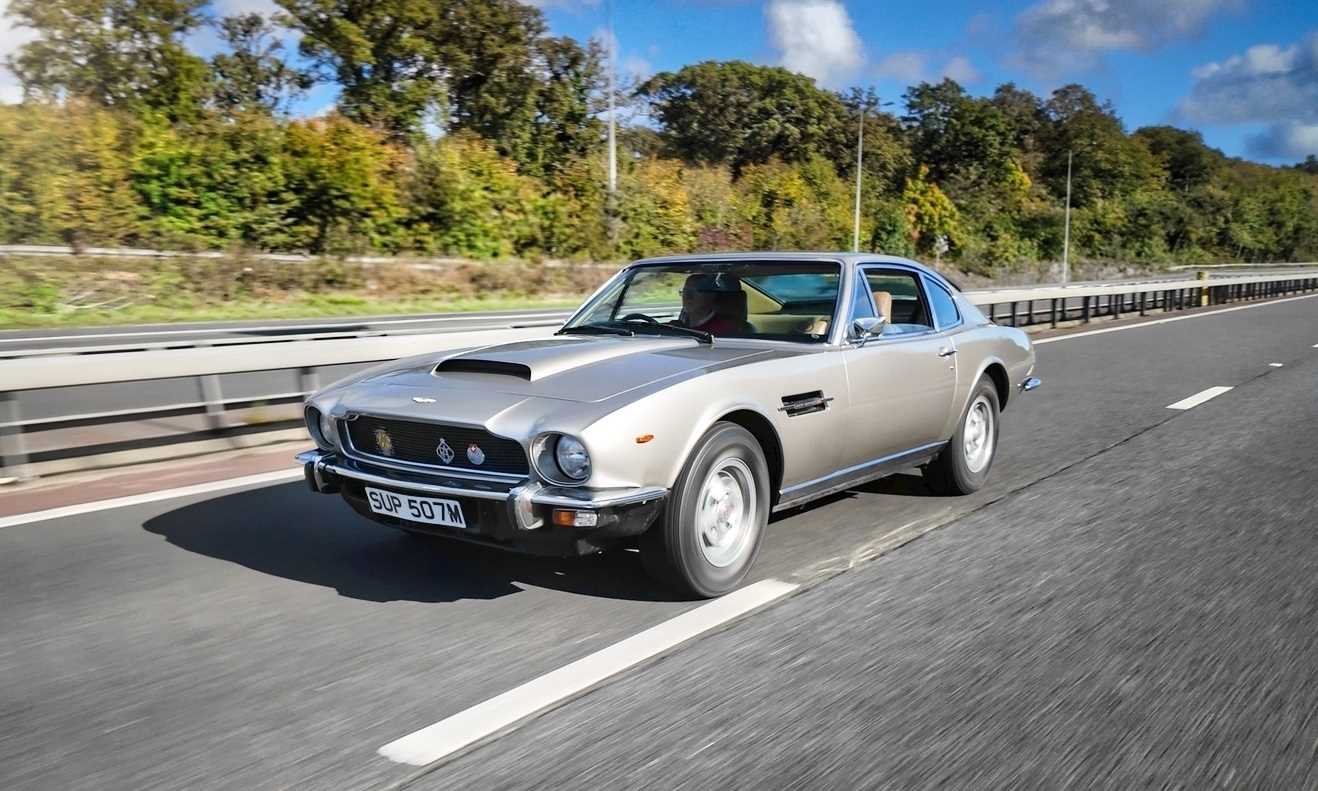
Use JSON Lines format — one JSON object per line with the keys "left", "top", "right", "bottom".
{"left": 296, "top": 449, "right": 667, "bottom": 530}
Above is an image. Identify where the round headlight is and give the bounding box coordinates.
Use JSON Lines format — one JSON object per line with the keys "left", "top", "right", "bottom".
{"left": 554, "top": 435, "right": 591, "bottom": 481}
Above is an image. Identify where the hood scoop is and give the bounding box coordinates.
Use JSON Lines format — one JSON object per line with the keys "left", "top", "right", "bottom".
{"left": 434, "top": 358, "right": 532, "bottom": 380}
{"left": 432, "top": 336, "right": 696, "bottom": 384}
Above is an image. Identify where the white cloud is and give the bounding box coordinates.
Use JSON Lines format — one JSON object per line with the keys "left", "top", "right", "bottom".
{"left": 1247, "top": 122, "right": 1318, "bottom": 159}
{"left": 622, "top": 54, "right": 652, "bottom": 81}
{"left": 1014, "top": 0, "right": 1242, "bottom": 76}
{"left": 1179, "top": 32, "right": 1318, "bottom": 125}
{"left": 766, "top": 0, "right": 864, "bottom": 86}
{"left": 0, "top": 1, "right": 37, "bottom": 103}
{"left": 874, "top": 52, "right": 926, "bottom": 83}
{"left": 941, "top": 55, "right": 981, "bottom": 84}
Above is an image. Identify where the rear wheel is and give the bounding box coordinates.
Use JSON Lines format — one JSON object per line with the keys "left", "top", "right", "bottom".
{"left": 924, "top": 377, "right": 999, "bottom": 495}
{"left": 641, "top": 422, "right": 769, "bottom": 598}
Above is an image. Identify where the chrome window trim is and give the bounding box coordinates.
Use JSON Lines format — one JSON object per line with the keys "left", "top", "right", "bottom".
{"left": 922, "top": 274, "right": 964, "bottom": 332}
{"left": 337, "top": 414, "right": 529, "bottom": 484}
{"left": 856, "top": 262, "right": 939, "bottom": 340}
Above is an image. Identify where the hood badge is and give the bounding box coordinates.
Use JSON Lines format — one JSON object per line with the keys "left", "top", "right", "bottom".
{"left": 466, "top": 443, "right": 486, "bottom": 466}
{"left": 412, "top": 396, "right": 437, "bottom": 404}
{"left": 374, "top": 428, "right": 395, "bottom": 457}
{"left": 436, "top": 438, "right": 455, "bottom": 465}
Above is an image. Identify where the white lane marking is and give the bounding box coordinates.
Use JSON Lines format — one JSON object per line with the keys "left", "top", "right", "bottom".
{"left": 0, "top": 468, "right": 301, "bottom": 529}
{"left": 0, "top": 311, "right": 575, "bottom": 345}
{"left": 1166, "top": 386, "right": 1234, "bottom": 411}
{"left": 1269, "top": 363, "right": 1284, "bottom": 367}
{"left": 1035, "top": 292, "right": 1318, "bottom": 345}
{"left": 377, "top": 578, "right": 800, "bottom": 767}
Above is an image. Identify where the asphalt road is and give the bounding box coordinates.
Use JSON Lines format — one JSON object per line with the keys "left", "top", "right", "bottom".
{"left": 2, "top": 294, "right": 1316, "bottom": 790}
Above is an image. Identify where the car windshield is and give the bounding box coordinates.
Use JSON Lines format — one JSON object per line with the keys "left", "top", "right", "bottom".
{"left": 563, "top": 261, "right": 842, "bottom": 343}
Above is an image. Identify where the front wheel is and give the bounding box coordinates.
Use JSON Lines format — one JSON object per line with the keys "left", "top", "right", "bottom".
{"left": 641, "top": 422, "right": 769, "bottom": 598}
{"left": 924, "top": 377, "right": 1000, "bottom": 495}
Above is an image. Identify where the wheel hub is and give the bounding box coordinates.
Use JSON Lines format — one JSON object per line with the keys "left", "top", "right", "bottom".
{"left": 696, "top": 458, "right": 756, "bottom": 568}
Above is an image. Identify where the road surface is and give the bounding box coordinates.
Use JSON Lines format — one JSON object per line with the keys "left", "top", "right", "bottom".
{"left": 2, "top": 293, "right": 1316, "bottom": 790}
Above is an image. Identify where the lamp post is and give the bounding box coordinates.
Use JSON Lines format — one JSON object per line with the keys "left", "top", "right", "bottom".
{"left": 852, "top": 95, "right": 893, "bottom": 253}
{"left": 1061, "top": 148, "right": 1072, "bottom": 285}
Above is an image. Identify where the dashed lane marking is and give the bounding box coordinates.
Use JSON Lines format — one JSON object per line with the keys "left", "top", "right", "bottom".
{"left": 1166, "top": 386, "right": 1234, "bottom": 411}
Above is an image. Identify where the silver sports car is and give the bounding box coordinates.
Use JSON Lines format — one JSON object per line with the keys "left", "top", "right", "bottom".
{"left": 298, "top": 253, "right": 1040, "bottom": 597}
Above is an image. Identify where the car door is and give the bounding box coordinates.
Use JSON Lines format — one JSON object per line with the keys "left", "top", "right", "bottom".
{"left": 840, "top": 266, "right": 959, "bottom": 469}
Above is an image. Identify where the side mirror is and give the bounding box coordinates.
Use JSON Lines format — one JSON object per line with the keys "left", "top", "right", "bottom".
{"left": 851, "top": 315, "right": 887, "bottom": 346}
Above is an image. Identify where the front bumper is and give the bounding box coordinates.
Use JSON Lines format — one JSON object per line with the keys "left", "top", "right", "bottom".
{"left": 297, "top": 449, "right": 667, "bottom": 556}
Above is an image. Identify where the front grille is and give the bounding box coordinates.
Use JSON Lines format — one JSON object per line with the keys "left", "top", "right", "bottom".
{"left": 344, "top": 415, "right": 529, "bottom": 477}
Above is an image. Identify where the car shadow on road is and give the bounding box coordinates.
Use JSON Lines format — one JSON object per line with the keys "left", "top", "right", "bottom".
{"left": 142, "top": 482, "right": 683, "bottom": 605}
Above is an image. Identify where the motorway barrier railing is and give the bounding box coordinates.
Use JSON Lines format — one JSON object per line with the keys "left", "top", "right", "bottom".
{"left": 3, "top": 270, "right": 1317, "bottom": 481}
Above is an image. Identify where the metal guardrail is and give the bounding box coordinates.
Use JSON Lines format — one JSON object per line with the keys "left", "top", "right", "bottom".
{"left": 2, "top": 271, "right": 1317, "bottom": 481}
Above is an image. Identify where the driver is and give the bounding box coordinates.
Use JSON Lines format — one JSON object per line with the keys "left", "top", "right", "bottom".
{"left": 676, "top": 273, "right": 747, "bottom": 335}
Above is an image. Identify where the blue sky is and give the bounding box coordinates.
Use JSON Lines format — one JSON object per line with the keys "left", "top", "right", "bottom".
{"left": 1, "top": 0, "right": 1314, "bottom": 163}
{"left": 533, "top": 0, "right": 1318, "bottom": 164}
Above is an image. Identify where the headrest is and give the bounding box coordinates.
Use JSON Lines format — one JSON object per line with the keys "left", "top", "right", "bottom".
{"left": 685, "top": 272, "right": 742, "bottom": 293}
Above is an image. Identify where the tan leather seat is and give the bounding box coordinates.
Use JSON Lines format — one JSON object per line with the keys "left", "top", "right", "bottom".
{"left": 871, "top": 290, "right": 893, "bottom": 322}
{"left": 797, "top": 317, "right": 830, "bottom": 336}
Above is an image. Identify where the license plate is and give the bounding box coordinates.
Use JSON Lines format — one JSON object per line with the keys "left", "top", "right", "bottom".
{"left": 364, "top": 487, "right": 467, "bottom": 528}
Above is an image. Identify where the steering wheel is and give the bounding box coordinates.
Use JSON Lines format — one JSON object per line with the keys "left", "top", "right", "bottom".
{"left": 619, "top": 313, "right": 660, "bottom": 324}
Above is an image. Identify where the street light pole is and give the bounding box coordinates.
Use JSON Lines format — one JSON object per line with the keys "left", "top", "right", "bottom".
{"left": 852, "top": 97, "right": 866, "bottom": 253}
{"left": 1061, "top": 148, "right": 1072, "bottom": 285}
{"left": 605, "top": 0, "right": 617, "bottom": 198}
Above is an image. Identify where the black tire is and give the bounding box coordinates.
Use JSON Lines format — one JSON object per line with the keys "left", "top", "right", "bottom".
{"left": 641, "top": 422, "right": 769, "bottom": 598}
{"left": 924, "top": 377, "right": 1000, "bottom": 495}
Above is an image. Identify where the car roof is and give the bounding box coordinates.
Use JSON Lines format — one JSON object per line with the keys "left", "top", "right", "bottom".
{"left": 629, "top": 252, "right": 945, "bottom": 278}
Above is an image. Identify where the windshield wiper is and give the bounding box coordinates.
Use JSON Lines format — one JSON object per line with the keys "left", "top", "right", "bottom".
{"left": 615, "top": 320, "right": 714, "bottom": 345}
{"left": 555, "top": 324, "right": 635, "bottom": 337}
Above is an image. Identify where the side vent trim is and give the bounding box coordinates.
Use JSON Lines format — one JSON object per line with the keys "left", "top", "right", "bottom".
{"left": 434, "top": 359, "right": 533, "bottom": 380}
{"left": 779, "top": 390, "right": 833, "bottom": 417}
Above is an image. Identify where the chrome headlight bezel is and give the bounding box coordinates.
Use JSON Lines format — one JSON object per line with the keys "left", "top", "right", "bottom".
{"left": 304, "top": 405, "right": 336, "bottom": 450}
{"left": 531, "top": 432, "right": 592, "bottom": 486}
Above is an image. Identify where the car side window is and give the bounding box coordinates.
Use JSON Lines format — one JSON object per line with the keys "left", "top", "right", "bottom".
{"left": 850, "top": 272, "right": 876, "bottom": 322}
{"left": 863, "top": 269, "right": 933, "bottom": 335}
{"left": 926, "top": 279, "right": 961, "bottom": 329}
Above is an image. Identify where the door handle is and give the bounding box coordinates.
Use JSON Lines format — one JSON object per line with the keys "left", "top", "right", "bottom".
{"left": 938, "top": 347, "right": 957, "bottom": 357}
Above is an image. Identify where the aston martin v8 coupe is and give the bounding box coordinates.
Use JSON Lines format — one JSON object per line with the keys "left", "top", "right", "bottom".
{"left": 298, "top": 253, "right": 1040, "bottom": 597}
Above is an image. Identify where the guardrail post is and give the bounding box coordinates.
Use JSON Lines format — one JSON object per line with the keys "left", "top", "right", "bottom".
{"left": 1010, "top": 301, "right": 1018, "bottom": 327}
{"left": 1112, "top": 293, "right": 1121, "bottom": 320}
{"left": 1139, "top": 291, "right": 1147, "bottom": 315}
{"left": 197, "top": 373, "right": 227, "bottom": 432}
{"left": 1050, "top": 298, "right": 1058, "bottom": 327}
{"left": 1081, "top": 296, "right": 1091, "bottom": 323}
{"left": 1026, "top": 299, "right": 1034, "bottom": 326}
{"left": 988, "top": 303, "right": 996, "bottom": 323}
{"left": 1197, "top": 271, "right": 1209, "bottom": 306}
{"left": 299, "top": 367, "right": 320, "bottom": 397}
{"left": 0, "top": 392, "right": 31, "bottom": 482}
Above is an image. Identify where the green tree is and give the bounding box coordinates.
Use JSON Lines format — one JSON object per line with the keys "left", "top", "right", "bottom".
{"left": 405, "top": 133, "right": 542, "bottom": 258}
{"left": 1134, "top": 126, "right": 1222, "bottom": 194}
{"left": 210, "top": 14, "right": 313, "bottom": 117}
{"left": 902, "top": 79, "right": 1015, "bottom": 187}
{"left": 1040, "top": 84, "right": 1163, "bottom": 206}
{"left": 7, "top": 0, "right": 210, "bottom": 120}
{"left": 281, "top": 115, "right": 404, "bottom": 253}
{"left": 276, "top": 0, "right": 444, "bottom": 138}
{"left": 638, "top": 61, "right": 850, "bottom": 173}
{"left": 0, "top": 102, "right": 143, "bottom": 247}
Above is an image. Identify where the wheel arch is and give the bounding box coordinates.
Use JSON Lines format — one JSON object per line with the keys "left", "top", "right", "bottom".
{"left": 981, "top": 360, "right": 1010, "bottom": 411}
{"left": 715, "top": 408, "right": 785, "bottom": 506}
